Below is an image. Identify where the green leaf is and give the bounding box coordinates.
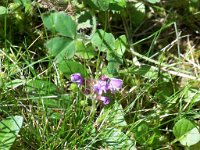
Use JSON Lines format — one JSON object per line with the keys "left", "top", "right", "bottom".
{"left": 84, "top": 0, "right": 112, "bottom": 11}
{"left": 97, "top": 101, "right": 127, "bottom": 127}
{"left": 105, "top": 35, "right": 127, "bottom": 75}
{"left": 0, "top": 6, "right": 7, "bottom": 15}
{"left": 76, "top": 11, "right": 93, "bottom": 30}
{"left": 129, "top": 2, "right": 145, "bottom": 26}
{"left": 179, "top": 128, "right": 200, "bottom": 146}
{"left": 26, "top": 79, "right": 57, "bottom": 96}
{"left": 147, "top": 0, "right": 160, "bottom": 4}
{"left": 115, "top": 35, "right": 127, "bottom": 56}
{"left": 91, "top": 29, "right": 115, "bottom": 52}
{"left": 173, "top": 118, "right": 200, "bottom": 146}
{"left": 58, "top": 60, "right": 87, "bottom": 78}
{"left": 46, "top": 37, "right": 76, "bottom": 63}
{"left": 0, "top": 116, "right": 23, "bottom": 150}
{"left": 84, "top": 0, "right": 126, "bottom": 11}
{"left": 109, "top": 0, "right": 126, "bottom": 10}
{"left": 134, "top": 121, "right": 149, "bottom": 145}
{"left": 107, "top": 61, "right": 120, "bottom": 75}
{"left": 101, "top": 128, "right": 136, "bottom": 149}
{"left": 75, "top": 40, "right": 96, "bottom": 59}
{"left": 14, "top": 0, "right": 32, "bottom": 13}
{"left": 131, "top": 65, "right": 158, "bottom": 79}
{"left": 42, "top": 12, "right": 77, "bottom": 39}
{"left": 184, "top": 88, "right": 200, "bottom": 103}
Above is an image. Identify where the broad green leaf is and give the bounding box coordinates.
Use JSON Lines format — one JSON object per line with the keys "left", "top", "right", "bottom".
{"left": 130, "top": 65, "right": 158, "bottom": 79}
{"left": 84, "top": 0, "right": 126, "bottom": 11}
{"left": 105, "top": 35, "right": 127, "bottom": 75}
{"left": 26, "top": 79, "right": 57, "bottom": 95}
{"left": 97, "top": 101, "right": 127, "bottom": 127}
{"left": 42, "top": 12, "right": 77, "bottom": 39}
{"left": 109, "top": 0, "right": 126, "bottom": 10}
{"left": 129, "top": 2, "right": 145, "bottom": 26}
{"left": 134, "top": 121, "right": 149, "bottom": 145}
{"left": 106, "top": 51, "right": 123, "bottom": 75}
{"left": 184, "top": 88, "right": 200, "bottom": 103}
{"left": 115, "top": 35, "right": 127, "bottom": 56}
{"left": 107, "top": 61, "right": 120, "bottom": 75}
{"left": 75, "top": 40, "right": 96, "bottom": 59}
{"left": 58, "top": 60, "right": 87, "bottom": 78}
{"left": 84, "top": 0, "right": 111, "bottom": 11}
{"left": 179, "top": 128, "right": 200, "bottom": 146}
{"left": 91, "top": 29, "right": 115, "bottom": 52}
{"left": 173, "top": 118, "right": 200, "bottom": 146}
{"left": 173, "top": 118, "right": 195, "bottom": 139}
{"left": 0, "top": 6, "right": 7, "bottom": 15}
{"left": 46, "top": 37, "right": 75, "bottom": 63}
{"left": 0, "top": 116, "right": 23, "bottom": 150}
{"left": 101, "top": 128, "right": 136, "bottom": 149}
{"left": 147, "top": 0, "right": 160, "bottom": 4}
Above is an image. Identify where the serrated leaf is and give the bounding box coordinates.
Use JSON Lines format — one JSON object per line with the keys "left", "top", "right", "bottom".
{"left": 42, "top": 12, "right": 77, "bottom": 39}
{"left": 58, "top": 60, "right": 87, "bottom": 78}
{"left": 46, "top": 37, "right": 75, "bottom": 63}
{"left": 0, "top": 116, "right": 23, "bottom": 150}
{"left": 91, "top": 29, "right": 115, "bottom": 52}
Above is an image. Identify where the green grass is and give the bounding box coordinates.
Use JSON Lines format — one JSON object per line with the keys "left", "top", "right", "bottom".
{"left": 0, "top": 0, "right": 200, "bottom": 149}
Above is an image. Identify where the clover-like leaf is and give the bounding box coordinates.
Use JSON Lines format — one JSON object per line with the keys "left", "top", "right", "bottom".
{"left": 42, "top": 12, "right": 77, "bottom": 39}
{"left": 46, "top": 37, "right": 76, "bottom": 63}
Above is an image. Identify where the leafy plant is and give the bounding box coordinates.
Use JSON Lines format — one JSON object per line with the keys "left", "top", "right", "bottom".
{"left": 0, "top": 116, "right": 23, "bottom": 150}
{"left": 173, "top": 118, "right": 200, "bottom": 147}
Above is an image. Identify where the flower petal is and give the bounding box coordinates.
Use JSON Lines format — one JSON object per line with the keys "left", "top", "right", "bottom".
{"left": 108, "top": 78, "right": 123, "bottom": 93}
{"left": 99, "top": 96, "right": 110, "bottom": 105}
{"left": 70, "top": 73, "right": 84, "bottom": 86}
{"left": 93, "top": 80, "right": 109, "bottom": 94}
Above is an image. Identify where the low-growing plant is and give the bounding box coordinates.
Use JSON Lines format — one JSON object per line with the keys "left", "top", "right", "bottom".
{"left": 0, "top": 0, "right": 200, "bottom": 149}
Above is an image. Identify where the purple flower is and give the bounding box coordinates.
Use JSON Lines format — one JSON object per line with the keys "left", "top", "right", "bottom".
{"left": 70, "top": 73, "right": 84, "bottom": 86}
{"left": 93, "top": 76, "right": 123, "bottom": 94}
{"left": 93, "top": 80, "right": 109, "bottom": 95}
{"left": 99, "top": 96, "right": 110, "bottom": 105}
{"left": 108, "top": 78, "right": 123, "bottom": 93}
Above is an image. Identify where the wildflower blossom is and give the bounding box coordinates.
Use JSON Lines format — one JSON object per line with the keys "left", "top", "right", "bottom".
{"left": 70, "top": 73, "right": 84, "bottom": 87}
{"left": 93, "top": 80, "right": 109, "bottom": 95}
{"left": 95, "top": 76, "right": 123, "bottom": 94}
{"left": 98, "top": 96, "right": 110, "bottom": 105}
{"left": 70, "top": 73, "right": 123, "bottom": 105}
{"left": 108, "top": 78, "right": 123, "bottom": 93}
